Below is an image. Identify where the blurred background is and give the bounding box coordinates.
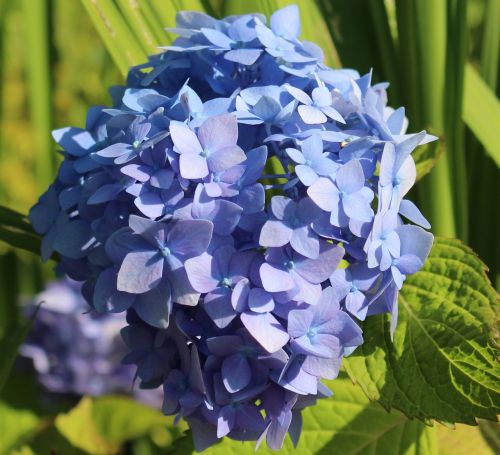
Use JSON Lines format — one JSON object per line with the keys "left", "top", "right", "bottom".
{"left": 0, "top": 0, "right": 498, "bottom": 454}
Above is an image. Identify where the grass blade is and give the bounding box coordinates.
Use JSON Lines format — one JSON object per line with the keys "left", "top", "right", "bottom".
{"left": 367, "top": 0, "right": 401, "bottom": 102}
{"left": 463, "top": 64, "right": 500, "bottom": 167}
{"left": 115, "top": 0, "right": 162, "bottom": 54}
{"left": 480, "top": 0, "right": 500, "bottom": 89}
{"left": 22, "top": 0, "right": 54, "bottom": 192}
{"left": 444, "top": 0, "right": 468, "bottom": 240}
{"left": 397, "top": 0, "right": 456, "bottom": 238}
{"left": 80, "top": 0, "right": 148, "bottom": 76}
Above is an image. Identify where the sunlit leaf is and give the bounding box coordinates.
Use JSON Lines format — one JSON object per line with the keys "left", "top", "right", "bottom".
{"left": 55, "top": 397, "right": 119, "bottom": 454}
{"left": 345, "top": 238, "right": 500, "bottom": 424}
{"left": 92, "top": 395, "right": 185, "bottom": 444}
{"left": 0, "top": 402, "right": 40, "bottom": 455}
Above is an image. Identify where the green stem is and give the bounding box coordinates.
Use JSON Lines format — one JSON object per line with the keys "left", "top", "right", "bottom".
{"left": 444, "top": 0, "right": 468, "bottom": 240}
{"left": 480, "top": 0, "right": 500, "bottom": 90}
{"left": 368, "top": 0, "right": 401, "bottom": 104}
{"left": 398, "top": 0, "right": 456, "bottom": 237}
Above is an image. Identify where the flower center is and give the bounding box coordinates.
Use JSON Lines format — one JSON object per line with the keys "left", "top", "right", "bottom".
{"left": 307, "top": 327, "right": 317, "bottom": 339}
{"left": 160, "top": 246, "right": 171, "bottom": 257}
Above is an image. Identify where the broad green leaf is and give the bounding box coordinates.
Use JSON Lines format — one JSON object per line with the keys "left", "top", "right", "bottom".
{"left": 92, "top": 395, "right": 185, "bottom": 444}
{"left": 0, "top": 402, "right": 39, "bottom": 455}
{"left": 463, "top": 64, "right": 500, "bottom": 167}
{"left": 174, "top": 373, "right": 437, "bottom": 455}
{"left": 55, "top": 397, "right": 119, "bottom": 454}
{"left": 345, "top": 237, "right": 500, "bottom": 424}
{"left": 0, "top": 309, "right": 38, "bottom": 393}
{"left": 413, "top": 134, "right": 444, "bottom": 181}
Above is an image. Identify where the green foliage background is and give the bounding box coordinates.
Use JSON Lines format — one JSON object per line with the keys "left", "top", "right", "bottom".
{"left": 0, "top": 1, "right": 498, "bottom": 454}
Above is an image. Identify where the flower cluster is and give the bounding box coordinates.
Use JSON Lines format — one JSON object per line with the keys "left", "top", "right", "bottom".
{"left": 30, "top": 5, "right": 434, "bottom": 451}
{"left": 20, "top": 278, "right": 162, "bottom": 407}
{"left": 21, "top": 278, "right": 133, "bottom": 396}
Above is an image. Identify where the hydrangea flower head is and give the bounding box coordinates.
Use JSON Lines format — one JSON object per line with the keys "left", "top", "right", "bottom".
{"left": 30, "top": 5, "right": 434, "bottom": 451}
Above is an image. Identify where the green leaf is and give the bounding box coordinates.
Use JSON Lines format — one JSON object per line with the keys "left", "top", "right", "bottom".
{"left": 0, "top": 205, "right": 34, "bottom": 234}
{"left": 0, "top": 402, "right": 40, "bottom": 455}
{"left": 463, "top": 64, "right": 500, "bottom": 168}
{"left": 345, "top": 237, "right": 500, "bottom": 425}
{"left": 0, "top": 205, "right": 43, "bottom": 256}
{"left": 0, "top": 308, "right": 38, "bottom": 393}
{"left": 176, "top": 373, "right": 437, "bottom": 454}
{"left": 28, "top": 426, "right": 89, "bottom": 455}
{"left": 413, "top": 133, "right": 444, "bottom": 181}
{"left": 55, "top": 397, "right": 119, "bottom": 454}
{"left": 92, "top": 395, "right": 185, "bottom": 444}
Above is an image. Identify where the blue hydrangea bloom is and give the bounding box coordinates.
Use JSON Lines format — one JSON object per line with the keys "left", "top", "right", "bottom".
{"left": 29, "top": 4, "right": 435, "bottom": 451}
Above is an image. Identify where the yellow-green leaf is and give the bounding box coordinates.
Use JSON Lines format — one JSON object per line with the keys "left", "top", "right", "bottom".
{"left": 345, "top": 237, "right": 500, "bottom": 424}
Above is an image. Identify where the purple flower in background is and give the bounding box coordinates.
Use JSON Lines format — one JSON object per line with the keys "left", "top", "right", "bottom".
{"left": 20, "top": 278, "right": 161, "bottom": 407}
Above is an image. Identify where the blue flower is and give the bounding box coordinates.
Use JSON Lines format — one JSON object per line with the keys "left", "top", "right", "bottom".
{"left": 201, "top": 15, "right": 263, "bottom": 65}
{"left": 259, "top": 196, "right": 321, "bottom": 258}
{"left": 170, "top": 114, "right": 246, "bottom": 179}
{"left": 308, "top": 159, "right": 374, "bottom": 227}
{"left": 30, "top": 3, "right": 436, "bottom": 450}
{"left": 286, "top": 134, "right": 338, "bottom": 186}
{"left": 285, "top": 84, "right": 345, "bottom": 125}
{"left": 116, "top": 215, "right": 213, "bottom": 294}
